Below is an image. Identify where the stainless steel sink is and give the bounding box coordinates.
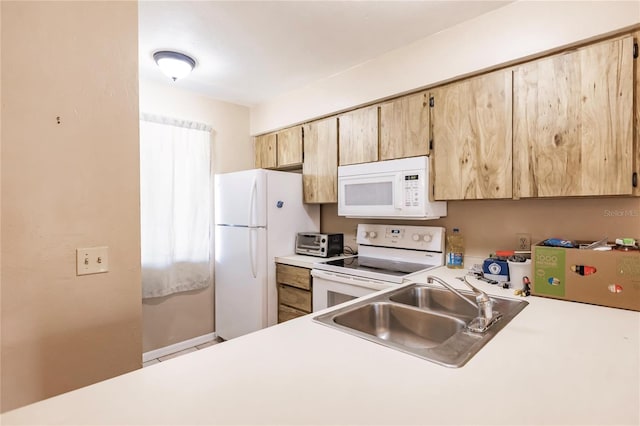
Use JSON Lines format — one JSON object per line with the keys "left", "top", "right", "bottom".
{"left": 313, "top": 283, "right": 528, "bottom": 367}
{"left": 333, "top": 302, "right": 466, "bottom": 349}
{"left": 389, "top": 285, "right": 478, "bottom": 319}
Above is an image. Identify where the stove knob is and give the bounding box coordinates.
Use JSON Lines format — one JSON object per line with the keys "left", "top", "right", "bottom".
{"left": 362, "top": 231, "right": 370, "bottom": 239}
{"left": 423, "top": 234, "right": 433, "bottom": 242}
{"left": 369, "top": 231, "right": 377, "bottom": 239}
{"left": 412, "top": 234, "right": 420, "bottom": 242}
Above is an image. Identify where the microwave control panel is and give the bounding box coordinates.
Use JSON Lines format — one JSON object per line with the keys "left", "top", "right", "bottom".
{"left": 403, "top": 173, "right": 422, "bottom": 207}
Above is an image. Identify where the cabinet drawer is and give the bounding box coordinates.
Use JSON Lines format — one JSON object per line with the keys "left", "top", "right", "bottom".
{"left": 278, "top": 284, "right": 311, "bottom": 312}
{"left": 276, "top": 264, "right": 311, "bottom": 290}
{"left": 278, "top": 304, "right": 307, "bottom": 323}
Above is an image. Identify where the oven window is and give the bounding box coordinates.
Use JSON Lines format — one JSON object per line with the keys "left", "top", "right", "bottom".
{"left": 344, "top": 182, "right": 393, "bottom": 206}
{"left": 327, "top": 291, "right": 357, "bottom": 308}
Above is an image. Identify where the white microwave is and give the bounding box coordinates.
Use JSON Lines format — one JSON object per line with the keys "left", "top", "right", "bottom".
{"left": 337, "top": 156, "right": 447, "bottom": 219}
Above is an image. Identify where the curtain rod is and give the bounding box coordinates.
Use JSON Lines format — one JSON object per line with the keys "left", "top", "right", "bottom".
{"left": 141, "top": 113, "right": 212, "bottom": 133}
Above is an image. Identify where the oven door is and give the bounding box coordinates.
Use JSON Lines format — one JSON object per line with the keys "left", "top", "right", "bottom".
{"left": 311, "top": 269, "right": 393, "bottom": 312}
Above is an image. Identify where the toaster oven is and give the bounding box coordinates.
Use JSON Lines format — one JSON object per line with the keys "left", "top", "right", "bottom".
{"left": 296, "top": 233, "right": 343, "bottom": 258}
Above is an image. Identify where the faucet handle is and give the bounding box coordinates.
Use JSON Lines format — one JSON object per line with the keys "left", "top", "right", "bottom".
{"left": 462, "top": 276, "right": 490, "bottom": 298}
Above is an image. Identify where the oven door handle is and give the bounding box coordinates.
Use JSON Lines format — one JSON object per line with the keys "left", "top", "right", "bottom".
{"left": 311, "top": 269, "right": 390, "bottom": 290}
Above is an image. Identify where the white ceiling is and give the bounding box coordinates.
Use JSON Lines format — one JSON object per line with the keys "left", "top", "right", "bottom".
{"left": 138, "top": 1, "right": 512, "bottom": 106}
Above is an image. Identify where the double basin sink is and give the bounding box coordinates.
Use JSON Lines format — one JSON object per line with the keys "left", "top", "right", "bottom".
{"left": 313, "top": 281, "right": 528, "bottom": 367}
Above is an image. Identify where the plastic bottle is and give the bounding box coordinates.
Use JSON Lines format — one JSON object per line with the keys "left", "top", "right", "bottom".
{"left": 446, "top": 228, "right": 464, "bottom": 269}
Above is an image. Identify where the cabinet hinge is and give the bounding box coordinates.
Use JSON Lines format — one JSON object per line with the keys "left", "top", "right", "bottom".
{"left": 634, "top": 42, "right": 639, "bottom": 59}
{"left": 633, "top": 172, "right": 638, "bottom": 188}
{"left": 429, "top": 139, "right": 433, "bottom": 151}
{"left": 429, "top": 96, "right": 434, "bottom": 107}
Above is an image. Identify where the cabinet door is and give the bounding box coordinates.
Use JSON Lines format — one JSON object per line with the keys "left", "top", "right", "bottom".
{"left": 635, "top": 32, "right": 640, "bottom": 197}
{"left": 276, "top": 264, "right": 311, "bottom": 290}
{"left": 276, "top": 126, "right": 303, "bottom": 168}
{"left": 338, "top": 106, "right": 379, "bottom": 165}
{"left": 513, "top": 36, "right": 634, "bottom": 197}
{"left": 254, "top": 133, "right": 277, "bottom": 169}
{"left": 278, "top": 304, "right": 307, "bottom": 323}
{"left": 302, "top": 117, "right": 338, "bottom": 203}
{"left": 380, "top": 91, "right": 430, "bottom": 160}
{"left": 431, "top": 69, "right": 513, "bottom": 200}
{"left": 278, "top": 284, "right": 311, "bottom": 312}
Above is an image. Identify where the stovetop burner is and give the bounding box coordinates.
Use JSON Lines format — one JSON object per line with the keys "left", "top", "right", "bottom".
{"left": 324, "top": 256, "right": 436, "bottom": 277}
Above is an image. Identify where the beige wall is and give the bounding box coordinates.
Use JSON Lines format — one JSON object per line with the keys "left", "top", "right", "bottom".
{"left": 140, "top": 80, "right": 252, "bottom": 175}
{"left": 0, "top": 6, "right": 3, "bottom": 401}
{"left": 321, "top": 198, "right": 640, "bottom": 260}
{"left": 139, "top": 80, "right": 251, "bottom": 352}
{"left": 1, "top": 1, "right": 141, "bottom": 412}
{"left": 250, "top": 1, "right": 640, "bottom": 134}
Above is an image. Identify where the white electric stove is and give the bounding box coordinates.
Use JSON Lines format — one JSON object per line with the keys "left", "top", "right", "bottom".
{"left": 312, "top": 223, "right": 445, "bottom": 311}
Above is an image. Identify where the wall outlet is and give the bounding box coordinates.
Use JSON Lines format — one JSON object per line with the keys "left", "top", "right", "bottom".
{"left": 516, "top": 233, "right": 531, "bottom": 251}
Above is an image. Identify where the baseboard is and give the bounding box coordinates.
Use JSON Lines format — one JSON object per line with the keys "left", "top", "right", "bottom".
{"left": 142, "top": 332, "right": 217, "bottom": 363}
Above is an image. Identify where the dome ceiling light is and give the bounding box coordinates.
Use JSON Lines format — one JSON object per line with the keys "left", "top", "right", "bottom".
{"left": 153, "top": 51, "right": 196, "bottom": 81}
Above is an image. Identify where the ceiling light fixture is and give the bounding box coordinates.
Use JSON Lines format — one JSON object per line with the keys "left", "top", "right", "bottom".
{"left": 153, "top": 51, "right": 196, "bottom": 81}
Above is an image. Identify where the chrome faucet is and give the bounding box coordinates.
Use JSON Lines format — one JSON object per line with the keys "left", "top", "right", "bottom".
{"left": 426, "top": 275, "right": 501, "bottom": 333}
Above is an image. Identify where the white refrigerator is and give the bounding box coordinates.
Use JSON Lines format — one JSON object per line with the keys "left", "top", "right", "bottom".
{"left": 214, "top": 169, "right": 320, "bottom": 339}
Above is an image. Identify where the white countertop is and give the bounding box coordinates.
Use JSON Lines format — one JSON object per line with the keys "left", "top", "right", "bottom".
{"left": 3, "top": 266, "right": 639, "bottom": 425}
{"left": 274, "top": 253, "right": 351, "bottom": 269}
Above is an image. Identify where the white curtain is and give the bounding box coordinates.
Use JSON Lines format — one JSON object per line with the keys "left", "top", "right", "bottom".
{"left": 140, "top": 114, "right": 212, "bottom": 299}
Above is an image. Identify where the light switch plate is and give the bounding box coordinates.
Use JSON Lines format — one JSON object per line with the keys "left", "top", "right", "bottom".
{"left": 76, "top": 246, "right": 109, "bottom": 275}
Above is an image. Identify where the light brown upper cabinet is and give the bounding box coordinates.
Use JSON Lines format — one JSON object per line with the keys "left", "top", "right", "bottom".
{"left": 275, "top": 126, "right": 303, "bottom": 169}
{"left": 254, "top": 133, "right": 277, "bottom": 169}
{"left": 254, "top": 126, "right": 303, "bottom": 170}
{"left": 302, "top": 117, "right": 338, "bottom": 203}
{"left": 635, "top": 32, "right": 640, "bottom": 197}
{"left": 379, "top": 91, "right": 430, "bottom": 161}
{"left": 338, "top": 105, "right": 379, "bottom": 166}
{"left": 431, "top": 69, "right": 513, "bottom": 200}
{"left": 513, "top": 36, "right": 635, "bottom": 198}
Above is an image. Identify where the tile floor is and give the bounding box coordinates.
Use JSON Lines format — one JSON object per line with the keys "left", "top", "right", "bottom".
{"left": 142, "top": 337, "right": 224, "bottom": 367}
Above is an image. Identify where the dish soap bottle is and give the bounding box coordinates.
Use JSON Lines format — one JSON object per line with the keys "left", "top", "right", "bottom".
{"left": 446, "top": 228, "right": 464, "bottom": 269}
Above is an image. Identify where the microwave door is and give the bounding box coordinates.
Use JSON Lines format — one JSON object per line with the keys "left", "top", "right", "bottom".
{"left": 338, "top": 173, "right": 396, "bottom": 217}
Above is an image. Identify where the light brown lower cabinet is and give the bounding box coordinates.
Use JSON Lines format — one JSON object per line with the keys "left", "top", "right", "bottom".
{"left": 278, "top": 304, "right": 307, "bottom": 323}
{"left": 276, "top": 263, "right": 312, "bottom": 323}
{"left": 278, "top": 284, "right": 311, "bottom": 312}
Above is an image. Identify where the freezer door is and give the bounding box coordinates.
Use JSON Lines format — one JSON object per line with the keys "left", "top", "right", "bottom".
{"left": 215, "top": 225, "right": 268, "bottom": 339}
{"left": 265, "top": 171, "right": 319, "bottom": 238}
{"left": 214, "top": 169, "right": 267, "bottom": 227}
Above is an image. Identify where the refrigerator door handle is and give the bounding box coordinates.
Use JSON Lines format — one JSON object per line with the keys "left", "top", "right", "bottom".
{"left": 249, "top": 177, "right": 257, "bottom": 227}
{"left": 249, "top": 228, "right": 257, "bottom": 278}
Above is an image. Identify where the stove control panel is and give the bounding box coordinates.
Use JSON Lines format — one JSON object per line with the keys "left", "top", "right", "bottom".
{"left": 357, "top": 224, "right": 445, "bottom": 252}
